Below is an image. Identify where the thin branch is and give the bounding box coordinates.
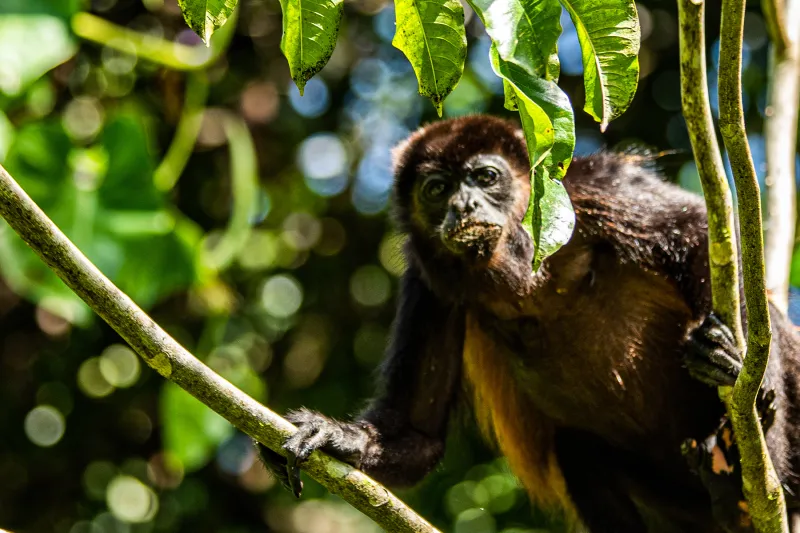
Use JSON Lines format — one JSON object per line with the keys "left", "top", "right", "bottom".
{"left": 153, "top": 71, "right": 209, "bottom": 192}
{"left": 763, "top": 0, "right": 800, "bottom": 313}
{"left": 718, "top": 0, "right": 789, "bottom": 529}
{"left": 762, "top": 0, "right": 791, "bottom": 54}
{"left": 71, "top": 11, "right": 235, "bottom": 71}
{"left": 677, "top": 0, "right": 744, "bottom": 349}
{"left": 0, "top": 164, "right": 441, "bottom": 533}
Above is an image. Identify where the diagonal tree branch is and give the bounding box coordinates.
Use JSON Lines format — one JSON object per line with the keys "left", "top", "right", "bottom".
{"left": 0, "top": 163, "right": 441, "bottom": 533}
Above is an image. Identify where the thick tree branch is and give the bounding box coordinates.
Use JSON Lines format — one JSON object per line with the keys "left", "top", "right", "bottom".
{"left": 677, "top": 0, "right": 744, "bottom": 349}
{"left": 0, "top": 164, "right": 441, "bottom": 533}
{"left": 763, "top": 0, "right": 799, "bottom": 313}
{"left": 719, "top": 0, "right": 789, "bottom": 529}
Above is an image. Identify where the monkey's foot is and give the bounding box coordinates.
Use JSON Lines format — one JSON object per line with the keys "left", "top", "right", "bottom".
{"left": 280, "top": 408, "right": 372, "bottom": 498}
{"left": 684, "top": 313, "right": 742, "bottom": 387}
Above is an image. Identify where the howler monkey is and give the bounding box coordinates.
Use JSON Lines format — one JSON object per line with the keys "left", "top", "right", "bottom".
{"left": 261, "top": 116, "right": 800, "bottom": 532}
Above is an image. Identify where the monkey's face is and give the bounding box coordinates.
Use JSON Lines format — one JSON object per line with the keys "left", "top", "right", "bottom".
{"left": 392, "top": 116, "right": 531, "bottom": 263}
{"left": 414, "top": 154, "right": 515, "bottom": 258}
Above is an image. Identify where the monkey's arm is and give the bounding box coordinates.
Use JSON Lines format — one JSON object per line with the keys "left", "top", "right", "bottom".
{"left": 273, "top": 269, "right": 464, "bottom": 494}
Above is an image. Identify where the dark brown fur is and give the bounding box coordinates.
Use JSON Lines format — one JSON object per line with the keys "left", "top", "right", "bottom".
{"left": 266, "top": 116, "right": 800, "bottom": 532}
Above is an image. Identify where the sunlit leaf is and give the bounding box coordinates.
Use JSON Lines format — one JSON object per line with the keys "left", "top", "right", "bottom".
{"left": 467, "top": 0, "right": 575, "bottom": 266}
{"left": 177, "top": 0, "right": 238, "bottom": 44}
{"left": 559, "top": 0, "right": 639, "bottom": 130}
{"left": 392, "top": 0, "right": 467, "bottom": 115}
{"left": 469, "top": 0, "right": 562, "bottom": 81}
{"left": 279, "top": 0, "right": 344, "bottom": 94}
{"left": 0, "top": 0, "right": 79, "bottom": 96}
{"left": 492, "top": 52, "right": 575, "bottom": 267}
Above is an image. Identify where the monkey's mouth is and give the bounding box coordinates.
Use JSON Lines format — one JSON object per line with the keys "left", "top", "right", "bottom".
{"left": 442, "top": 220, "right": 503, "bottom": 257}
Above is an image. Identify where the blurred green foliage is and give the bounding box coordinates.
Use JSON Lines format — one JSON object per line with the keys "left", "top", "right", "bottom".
{"left": 0, "top": 0, "right": 797, "bottom": 533}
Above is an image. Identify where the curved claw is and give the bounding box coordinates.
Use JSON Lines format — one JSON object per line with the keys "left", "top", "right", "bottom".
{"left": 286, "top": 452, "right": 303, "bottom": 498}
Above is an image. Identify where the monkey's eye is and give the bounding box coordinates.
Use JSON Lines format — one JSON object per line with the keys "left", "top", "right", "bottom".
{"left": 421, "top": 176, "right": 449, "bottom": 202}
{"left": 472, "top": 166, "right": 500, "bottom": 186}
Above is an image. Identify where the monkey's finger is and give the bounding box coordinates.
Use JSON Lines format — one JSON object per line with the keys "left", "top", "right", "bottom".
{"left": 685, "top": 360, "right": 737, "bottom": 387}
{"left": 283, "top": 425, "right": 321, "bottom": 457}
{"left": 701, "top": 314, "right": 738, "bottom": 352}
{"left": 294, "top": 429, "right": 337, "bottom": 461}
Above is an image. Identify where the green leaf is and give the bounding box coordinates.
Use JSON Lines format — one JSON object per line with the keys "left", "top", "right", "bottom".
{"left": 466, "top": 0, "right": 574, "bottom": 265}
{"left": 161, "top": 382, "right": 234, "bottom": 472}
{"left": 392, "top": 0, "right": 467, "bottom": 115}
{"left": 0, "top": 0, "right": 79, "bottom": 96}
{"left": 468, "top": 0, "right": 562, "bottom": 81}
{"left": 279, "top": 0, "right": 344, "bottom": 94}
{"left": 177, "top": 0, "right": 238, "bottom": 44}
{"left": 489, "top": 47, "right": 576, "bottom": 267}
{"left": 559, "top": 0, "right": 639, "bottom": 130}
{"left": 0, "top": 113, "right": 199, "bottom": 324}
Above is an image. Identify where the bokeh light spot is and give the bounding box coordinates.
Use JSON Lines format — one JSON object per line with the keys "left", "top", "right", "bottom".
{"left": 454, "top": 507, "right": 496, "bottom": 533}
{"left": 261, "top": 274, "right": 303, "bottom": 318}
{"left": 106, "top": 475, "right": 158, "bottom": 523}
{"left": 288, "top": 78, "right": 330, "bottom": 118}
{"left": 63, "top": 96, "right": 104, "bottom": 141}
{"left": 298, "top": 133, "right": 349, "bottom": 180}
{"left": 282, "top": 212, "right": 322, "bottom": 251}
{"left": 78, "top": 357, "right": 115, "bottom": 398}
{"left": 24, "top": 405, "right": 65, "bottom": 447}
{"left": 99, "top": 344, "right": 141, "bottom": 388}
{"left": 350, "top": 265, "right": 391, "bottom": 307}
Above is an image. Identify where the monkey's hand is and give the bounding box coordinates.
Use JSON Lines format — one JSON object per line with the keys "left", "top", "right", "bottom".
{"left": 684, "top": 313, "right": 776, "bottom": 431}
{"left": 685, "top": 313, "right": 742, "bottom": 387}
{"left": 276, "top": 408, "right": 375, "bottom": 498}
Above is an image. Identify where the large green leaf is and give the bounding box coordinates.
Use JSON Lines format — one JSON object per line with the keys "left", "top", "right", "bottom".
{"left": 0, "top": 114, "right": 198, "bottom": 324}
{"left": 177, "top": 0, "right": 238, "bottom": 44}
{"left": 467, "top": 0, "right": 575, "bottom": 267}
{"left": 392, "top": 0, "right": 467, "bottom": 115}
{"left": 279, "top": 0, "right": 344, "bottom": 94}
{"left": 493, "top": 52, "right": 575, "bottom": 267}
{"left": 469, "top": 0, "right": 562, "bottom": 81}
{"left": 0, "top": 0, "right": 79, "bottom": 96}
{"left": 559, "top": 0, "right": 639, "bottom": 130}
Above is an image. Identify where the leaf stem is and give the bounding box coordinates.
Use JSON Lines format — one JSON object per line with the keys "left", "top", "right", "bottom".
{"left": 718, "top": 0, "right": 789, "bottom": 528}
{"left": 0, "top": 163, "right": 441, "bottom": 533}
